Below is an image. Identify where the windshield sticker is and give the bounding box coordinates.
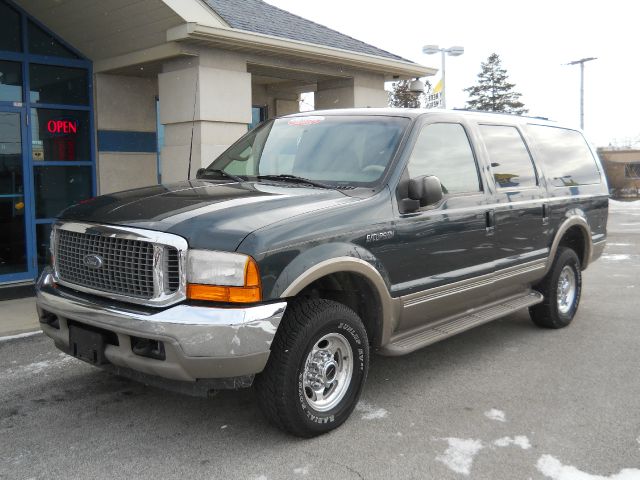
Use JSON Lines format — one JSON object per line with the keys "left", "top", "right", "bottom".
{"left": 287, "top": 116, "right": 325, "bottom": 126}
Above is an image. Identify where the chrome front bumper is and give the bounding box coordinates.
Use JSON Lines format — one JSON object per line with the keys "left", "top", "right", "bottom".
{"left": 35, "top": 268, "right": 287, "bottom": 383}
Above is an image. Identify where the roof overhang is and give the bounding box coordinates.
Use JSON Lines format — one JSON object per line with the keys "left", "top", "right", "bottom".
{"left": 167, "top": 23, "right": 436, "bottom": 80}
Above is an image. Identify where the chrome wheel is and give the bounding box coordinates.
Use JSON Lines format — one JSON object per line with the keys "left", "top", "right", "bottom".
{"left": 557, "top": 265, "right": 577, "bottom": 315}
{"left": 302, "top": 332, "right": 353, "bottom": 412}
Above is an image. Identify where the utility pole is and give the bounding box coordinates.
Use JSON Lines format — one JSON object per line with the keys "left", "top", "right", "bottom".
{"left": 565, "top": 57, "right": 597, "bottom": 130}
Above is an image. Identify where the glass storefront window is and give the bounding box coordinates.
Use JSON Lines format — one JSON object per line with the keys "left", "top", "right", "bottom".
{"left": 0, "top": 110, "right": 27, "bottom": 275}
{"left": 28, "top": 20, "right": 79, "bottom": 59}
{"left": 0, "top": 2, "right": 93, "bottom": 283}
{"left": 31, "top": 108, "right": 90, "bottom": 161}
{"left": 29, "top": 64, "right": 88, "bottom": 106}
{"left": 0, "top": 195, "right": 27, "bottom": 275}
{"left": 250, "top": 106, "right": 267, "bottom": 130}
{"left": 36, "top": 223, "right": 52, "bottom": 271}
{"left": 0, "top": 111, "right": 23, "bottom": 195}
{"left": 0, "top": 60, "right": 22, "bottom": 102}
{"left": 34, "top": 165, "right": 92, "bottom": 218}
{"left": 0, "top": 2, "right": 21, "bottom": 53}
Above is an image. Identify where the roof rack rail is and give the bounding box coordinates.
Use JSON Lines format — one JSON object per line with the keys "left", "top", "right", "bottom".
{"left": 452, "top": 108, "right": 551, "bottom": 121}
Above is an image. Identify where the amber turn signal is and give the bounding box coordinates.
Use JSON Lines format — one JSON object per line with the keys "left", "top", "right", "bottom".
{"left": 187, "top": 257, "right": 262, "bottom": 303}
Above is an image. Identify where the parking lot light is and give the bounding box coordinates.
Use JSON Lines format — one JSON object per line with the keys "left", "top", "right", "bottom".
{"left": 422, "top": 44, "right": 465, "bottom": 108}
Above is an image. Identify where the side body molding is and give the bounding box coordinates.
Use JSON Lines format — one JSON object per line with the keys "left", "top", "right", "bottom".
{"left": 545, "top": 214, "right": 593, "bottom": 273}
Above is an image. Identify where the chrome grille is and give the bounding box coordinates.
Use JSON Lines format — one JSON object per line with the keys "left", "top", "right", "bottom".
{"left": 164, "top": 247, "right": 180, "bottom": 294}
{"left": 55, "top": 229, "right": 179, "bottom": 300}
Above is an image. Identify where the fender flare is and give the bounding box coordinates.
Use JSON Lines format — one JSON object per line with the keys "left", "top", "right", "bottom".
{"left": 275, "top": 249, "right": 399, "bottom": 347}
{"left": 545, "top": 214, "right": 593, "bottom": 273}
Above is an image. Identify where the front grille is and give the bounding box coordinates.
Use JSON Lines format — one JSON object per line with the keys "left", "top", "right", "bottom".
{"left": 164, "top": 247, "right": 180, "bottom": 293}
{"left": 55, "top": 229, "right": 179, "bottom": 300}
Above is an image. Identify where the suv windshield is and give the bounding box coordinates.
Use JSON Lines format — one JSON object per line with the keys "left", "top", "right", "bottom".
{"left": 202, "top": 115, "right": 410, "bottom": 187}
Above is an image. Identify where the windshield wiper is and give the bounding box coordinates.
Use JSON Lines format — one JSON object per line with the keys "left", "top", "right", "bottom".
{"left": 257, "top": 174, "right": 333, "bottom": 189}
{"left": 199, "top": 169, "right": 244, "bottom": 183}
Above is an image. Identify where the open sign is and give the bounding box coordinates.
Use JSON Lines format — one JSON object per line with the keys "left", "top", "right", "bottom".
{"left": 47, "top": 119, "right": 78, "bottom": 135}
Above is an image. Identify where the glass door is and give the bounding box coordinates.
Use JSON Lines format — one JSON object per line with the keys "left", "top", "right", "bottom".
{"left": 0, "top": 108, "right": 31, "bottom": 281}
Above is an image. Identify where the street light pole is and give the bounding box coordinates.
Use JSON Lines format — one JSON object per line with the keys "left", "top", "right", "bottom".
{"left": 422, "top": 45, "right": 464, "bottom": 109}
{"left": 441, "top": 49, "right": 446, "bottom": 108}
{"left": 566, "top": 57, "right": 597, "bottom": 130}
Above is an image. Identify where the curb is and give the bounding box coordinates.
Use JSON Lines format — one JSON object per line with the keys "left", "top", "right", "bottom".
{"left": 0, "top": 331, "right": 42, "bottom": 343}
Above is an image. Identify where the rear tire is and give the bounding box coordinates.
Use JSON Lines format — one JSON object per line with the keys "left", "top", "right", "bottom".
{"left": 530, "top": 247, "right": 582, "bottom": 329}
{"left": 255, "top": 299, "right": 369, "bottom": 437}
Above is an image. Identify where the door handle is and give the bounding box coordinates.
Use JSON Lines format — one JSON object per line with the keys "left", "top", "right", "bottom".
{"left": 485, "top": 209, "right": 495, "bottom": 235}
{"left": 542, "top": 203, "right": 550, "bottom": 225}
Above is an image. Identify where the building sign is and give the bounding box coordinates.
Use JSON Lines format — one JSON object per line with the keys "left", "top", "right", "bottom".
{"left": 425, "top": 79, "right": 443, "bottom": 109}
{"left": 47, "top": 119, "right": 78, "bottom": 135}
{"left": 45, "top": 118, "right": 79, "bottom": 161}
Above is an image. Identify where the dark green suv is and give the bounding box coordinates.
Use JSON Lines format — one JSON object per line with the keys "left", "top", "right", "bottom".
{"left": 36, "top": 108, "right": 608, "bottom": 436}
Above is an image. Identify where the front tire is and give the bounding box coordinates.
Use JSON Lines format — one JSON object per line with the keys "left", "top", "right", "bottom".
{"left": 530, "top": 247, "right": 582, "bottom": 329}
{"left": 255, "top": 299, "right": 369, "bottom": 437}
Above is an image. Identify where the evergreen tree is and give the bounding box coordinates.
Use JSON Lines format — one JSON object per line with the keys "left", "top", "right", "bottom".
{"left": 464, "top": 53, "right": 528, "bottom": 114}
{"left": 388, "top": 79, "right": 429, "bottom": 108}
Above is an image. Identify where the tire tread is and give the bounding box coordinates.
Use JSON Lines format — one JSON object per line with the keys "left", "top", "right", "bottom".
{"left": 255, "top": 298, "right": 367, "bottom": 437}
{"left": 530, "top": 246, "right": 582, "bottom": 329}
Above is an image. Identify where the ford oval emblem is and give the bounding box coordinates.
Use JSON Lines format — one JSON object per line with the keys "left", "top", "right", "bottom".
{"left": 83, "top": 254, "right": 103, "bottom": 269}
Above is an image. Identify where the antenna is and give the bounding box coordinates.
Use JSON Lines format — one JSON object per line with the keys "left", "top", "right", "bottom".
{"left": 187, "top": 69, "right": 199, "bottom": 180}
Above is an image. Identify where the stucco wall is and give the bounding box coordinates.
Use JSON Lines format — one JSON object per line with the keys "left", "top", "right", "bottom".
{"left": 252, "top": 84, "right": 300, "bottom": 118}
{"left": 94, "top": 47, "right": 391, "bottom": 185}
{"left": 315, "top": 73, "right": 387, "bottom": 110}
{"left": 95, "top": 73, "right": 159, "bottom": 194}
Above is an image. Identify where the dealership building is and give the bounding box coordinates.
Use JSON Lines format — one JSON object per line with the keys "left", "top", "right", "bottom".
{"left": 0, "top": 0, "right": 432, "bottom": 287}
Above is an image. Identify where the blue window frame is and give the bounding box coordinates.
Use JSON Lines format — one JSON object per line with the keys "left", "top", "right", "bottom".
{"left": 0, "top": 0, "right": 94, "bottom": 284}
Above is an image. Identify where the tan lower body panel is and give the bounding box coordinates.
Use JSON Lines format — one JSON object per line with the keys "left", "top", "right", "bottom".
{"left": 397, "top": 259, "right": 547, "bottom": 332}
{"left": 380, "top": 290, "right": 543, "bottom": 356}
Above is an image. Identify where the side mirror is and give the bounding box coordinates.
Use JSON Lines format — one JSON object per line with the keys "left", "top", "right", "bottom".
{"left": 406, "top": 175, "right": 443, "bottom": 209}
{"left": 195, "top": 168, "right": 206, "bottom": 178}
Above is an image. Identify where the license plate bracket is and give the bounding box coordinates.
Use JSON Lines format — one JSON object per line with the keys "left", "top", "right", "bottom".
{"left": 68, "top": 324, "right": 108, "bottom": 365}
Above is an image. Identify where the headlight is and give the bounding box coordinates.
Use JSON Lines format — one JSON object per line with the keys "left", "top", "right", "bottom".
{"left": 186, "top": 250, "right": 262, "bottom": 303}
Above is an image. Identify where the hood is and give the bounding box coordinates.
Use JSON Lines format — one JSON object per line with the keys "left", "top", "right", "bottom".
{"left": 59, "top": 180, "right": 358, "bottom": 251}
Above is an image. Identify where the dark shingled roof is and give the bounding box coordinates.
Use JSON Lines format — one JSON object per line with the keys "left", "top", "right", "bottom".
{"left": 203, "top": 0, "right": 412, "bottom": 63}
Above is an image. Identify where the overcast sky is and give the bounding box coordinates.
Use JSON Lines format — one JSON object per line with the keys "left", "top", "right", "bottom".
{"left": 267, "top": 0, "right": 639, "bottom": 148}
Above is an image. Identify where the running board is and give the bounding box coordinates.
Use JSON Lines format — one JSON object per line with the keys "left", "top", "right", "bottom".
{"left": 380, "top": 291, "right": 543, "bottom": 356}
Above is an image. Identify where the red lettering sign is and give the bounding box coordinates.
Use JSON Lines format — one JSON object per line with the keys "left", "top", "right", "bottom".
{"left": 47, "top": 119, "right": 78, "bottom": 135}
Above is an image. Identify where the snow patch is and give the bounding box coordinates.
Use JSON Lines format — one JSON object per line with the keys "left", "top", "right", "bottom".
{"left": 355, "top": 401, "right": 388, "bottom": 420}
{"left": 293, "top": 465, "right": 310, "bottom": 475}
{"left": 1, "top": 353, "right": 75, "bottom": 379}
{"left": 602, "top": 254, "right": 632, "bottom": 261}
{"left": 436, "top": 438, "right": 484, "bottom": 476}
{"left": 484, "top": 408, "right": 506, "bottom": 422}
{"left": 536, "top": 454, "right": 640, "bottom": 479}
{"left": 493, "top": 436, "right": 531, "bottom": 449}
{"left": 609, "top": 200, "right": 640, "bottom": 210}
{"left": 0, "top": 330, "right": 42, "bottom": 342}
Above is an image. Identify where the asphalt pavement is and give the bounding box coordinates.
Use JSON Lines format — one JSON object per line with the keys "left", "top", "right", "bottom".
{"left": 1, "top": 200, "right": 639, "bottom": 480}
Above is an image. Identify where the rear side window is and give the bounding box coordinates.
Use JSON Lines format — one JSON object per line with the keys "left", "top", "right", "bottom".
{"left": 479, "top": 124, "right": 537, "bottom": 189}
{"left": 528, "top": 125, "right": 601, "bottom": 187}
{"left": 407, "top": 123, "right": 481, "bottom": 194}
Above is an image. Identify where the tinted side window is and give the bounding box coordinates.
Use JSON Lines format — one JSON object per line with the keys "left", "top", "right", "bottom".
{"left": 479, "top": 125, "right": 537, "bottom": 189}
{"left": 528, "top": 125, "right": 601, "bottom": 187}
{"left": 407, "top": 123, "right": 481, "bottom": 194}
